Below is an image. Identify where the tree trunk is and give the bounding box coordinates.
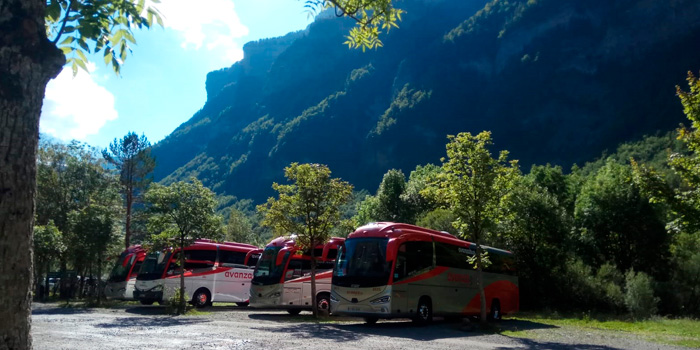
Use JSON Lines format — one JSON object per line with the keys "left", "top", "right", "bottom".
{"left": 0, "top": 0, "right": 64, "bottom": 347}
{"left": 310, "top": 241, "right": 318, "bottom": 318}
{"left": 179, "top": 237, "right": 186, "bottom": 314}
{"left": 125, "top": 189, "right": 132, "bottom": 249}
{"left": 96, "top": 252, "right": 102, "bottom": 306}
{"left": 476, "top": 244, "right": 487, "bottom": 323}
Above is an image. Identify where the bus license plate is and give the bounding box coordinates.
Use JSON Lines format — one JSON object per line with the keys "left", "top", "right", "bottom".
{"left": 348, "top": 306, "right": 362, "bottom": 312}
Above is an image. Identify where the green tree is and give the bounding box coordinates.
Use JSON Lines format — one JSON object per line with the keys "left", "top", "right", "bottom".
{"left": 145, "top": 178, "right": 223, "bottom": 314}
{"left": 1, "top": 2, "right": 162, "bottom": 345}
{"left": 575, "top": 160, "right": 668, "bottom": 274}
{"left": 423, "top": 131, "right": 519, "bottom": 322}
{"left": 631, "top": 72, "right": 700, "bottom": 315}
{"left": 257, "top": 163, "right": 353, "bottom": 317}
{"left": 499, "top": 178, "right": 571, "bottom": 308}
{"left": 375, "top": 169, "right": 411, "bottom": 222}
{"left": 103, "top": 132, "right": 156, "bottom": 249}
{"left": 225, "top": 208, "right": 254, "bottom": 244}
{"left": 415, "top": 208, "right": 456, "bottom": 233}
{"left": 33, "top": 221, "right": 66, "bottom": 300}
{"left": 69, "top": 204, "right": 119, "bottom": 305}
{"left": 36, "top": 140, "right": 121, "bottom": 299}
{"left": 305, "top": 0, "right": 403, "bottom": 50}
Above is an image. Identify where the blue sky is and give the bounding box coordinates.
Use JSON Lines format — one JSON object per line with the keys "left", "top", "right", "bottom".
{"left": 40, "top": 0, "right": 314, "bottom": 148}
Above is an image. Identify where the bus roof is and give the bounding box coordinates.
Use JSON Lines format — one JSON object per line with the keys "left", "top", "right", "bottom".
{"left": 349, "top": 222, "right": 512, "bottom": 255}
{"left": 264, "top": 236, "right": 345, "bottom": 249}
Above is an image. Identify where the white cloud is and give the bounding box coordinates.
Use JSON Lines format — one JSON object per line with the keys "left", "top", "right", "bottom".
{"left": 158, "top": 0, "right": 249, "bottom": 63}
{"left": 40, "top": 63, "right": 118, "bottom": 141}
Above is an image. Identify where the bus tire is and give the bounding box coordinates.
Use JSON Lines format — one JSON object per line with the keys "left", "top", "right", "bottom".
{"left": 192, "top": 288, "right": 211, "bottom": 308}
{"left": 236, "top": 302, "right": 249, "bottom": 307}
{"left": 413, "top": 297, "right": 433, "bottom": 325}
{"left": 364, "top": 317, "right": 378, "bottom": 325}
{"left": 489, "top": 299, "right": 501, "bottom": 322}
{"left": 287, "top": 309, "right": 302, "bottom": 316}
{"left": 139, "top": 299, "right": 154, "bottom": 305}
{"left": 316, "top": 293, "right": 331, "bottom": 314}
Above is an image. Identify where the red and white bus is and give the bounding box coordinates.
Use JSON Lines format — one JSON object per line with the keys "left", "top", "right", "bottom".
{"left": 134, "top": 239, "right": 261, "bottom": 307}
{"left": 105, "top": 245, "right": 147, "bottom": 300}
{"left": 249, "top": 236, "right": 344, "bottom": 314}
{"left": 330, "top": 222, "right": 518, "bottom": 323}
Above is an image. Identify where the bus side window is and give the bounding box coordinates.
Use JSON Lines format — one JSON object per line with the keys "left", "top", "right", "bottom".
{"left": 286, "top": 260, "right": 302, "bottom": 280}
{"left": 219, "top": 250, "right": 247, "bottom": 267}
{"left": 395, "top": 242, "right": 432, "bottom": 281}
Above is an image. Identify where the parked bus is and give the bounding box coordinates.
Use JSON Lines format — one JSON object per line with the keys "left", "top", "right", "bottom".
{"left": 105, "top": 245, "right": 147, "bottom": 300}
{"left": 134, "top": 239, "right": 261, "bottom": 307}
{"left": 330, "top": 222, "right": 518, "bottom": 324}
{"left": 250, "top": 236, "right": 344, "bottom": 314}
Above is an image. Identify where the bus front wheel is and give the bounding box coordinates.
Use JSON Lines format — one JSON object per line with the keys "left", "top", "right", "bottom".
{"left": 287, "top": 309, "right": 301, "bottom": 315}
{"left": 414, "top": 297, "right": 433, "bottom": 324}
{"left": 316, "top": 293, "right": 330, "bottom": 314}
{"left": 139, "top": 299, "right": 155, "bottom": 305}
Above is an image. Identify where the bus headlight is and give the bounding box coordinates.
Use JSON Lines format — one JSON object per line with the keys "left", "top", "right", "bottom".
{"left": 269, "top": 292, "right": 281, "bottom": 298}
{"left": 330, "top": 294, "right": 338, "bottom": 302}
{"left": 370, "top": 296, "right": 391, "bottom": 304}
{"left": 149, "top": 285, "right": 163, "bottom": 292}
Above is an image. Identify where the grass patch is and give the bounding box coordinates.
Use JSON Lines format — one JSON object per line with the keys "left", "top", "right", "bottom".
{"left": 507, "top": 311, "right": 700, "bottom": 348}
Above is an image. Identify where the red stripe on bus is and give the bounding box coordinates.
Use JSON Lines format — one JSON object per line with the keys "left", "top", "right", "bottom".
{"left": 462, "top": 280, "right": 520, "bottom": 315}
{"left": 165, "top": 267, "right": 233, "bottom": 279}
{"left": 392, "top": 266, "right": 449, "bottom": 285}
{"left": 285, "top": 270, "right": 333, "bottom": 284}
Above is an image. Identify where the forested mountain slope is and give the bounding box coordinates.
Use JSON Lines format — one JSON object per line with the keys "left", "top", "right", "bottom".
{"left": 152, "top": 0, "right": 700, "bottom": 202}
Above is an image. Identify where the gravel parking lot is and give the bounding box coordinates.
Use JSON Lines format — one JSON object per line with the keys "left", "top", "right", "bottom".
{"left": 31, "top": 302, "right": 690, "bottom": 350}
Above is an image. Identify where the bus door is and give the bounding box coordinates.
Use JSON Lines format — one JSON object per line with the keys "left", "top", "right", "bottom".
{"left": 393, "top": 241, "right": 434, "bottom": 313}
{"left": 282, "top": 258, "right": 310, "bottom": 306}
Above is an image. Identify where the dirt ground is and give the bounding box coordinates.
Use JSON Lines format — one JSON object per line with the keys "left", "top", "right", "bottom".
{"left": 31, "top": 302, "right": 689, "bottom": 350}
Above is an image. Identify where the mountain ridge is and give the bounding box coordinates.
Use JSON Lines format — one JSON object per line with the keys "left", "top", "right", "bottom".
{"left": 152, "top": 0, "right": 700, "bottom": 202}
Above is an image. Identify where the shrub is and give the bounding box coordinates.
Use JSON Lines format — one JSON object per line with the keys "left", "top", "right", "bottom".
{"left": 165, "top": 288, "right": 192, "bottom": 315}
{"left": 624, "top": 269, "right": 659, "bottom": 319}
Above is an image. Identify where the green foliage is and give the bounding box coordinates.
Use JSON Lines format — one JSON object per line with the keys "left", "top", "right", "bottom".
{"left": 424, "top": 131, "right": 520, "bottom": 243}
{"left": 225, "top": 208, "right": 253, "bottom": 244}
{"left": 499, "top": 178, "right": 571, "bottom": 308}
{"left": 558, "top": 259, "right": 625, "bottom": 312}
{"left": 258, "top": 163, "right": 353, "bottom": 248}
{"left": 305, "top": 0, "right": 403, "bottom": 50}
{"left": 575, "top": 160, "right": 668, "bottom": 274}
{"left": 33, "top": 221, "right": 66, "bottom": 264}
{"left": 416, "top": 208, "right": 456, "bottom": 233}
{"left": 45, "top": 0, "right": 163, "bottom": 75}
{"left": 145, "top": 178, "right": 224, "bottom": 247}
{"left": 371, "top": 84, "right": 432, "bottom": 136}
{"left": 668, "top": 232, "right": 700, "bottom": 315}
{"left": 353, "top": 194, "right": 380, "bottom": 227}
{"left": 165, "top": 288, "right": 193, "bottom": 315}
{"left": 374, "top": 169, "right": 411, "bottom": 222}
{"left": 103, "top": 132, "right": 155, "bottom": 248}
{"left": 624, "top": 270, "right": 659, "bottom": 320}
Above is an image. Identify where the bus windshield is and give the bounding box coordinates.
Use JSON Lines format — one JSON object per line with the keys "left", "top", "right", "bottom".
{"left": 137, "top": 251, "right": 171, "bottom": 281}
{"left": 108, "top": 251, "right": 133, "bottom": 283}
{"left": 333, "top": 238, "right": 391, "bottom": 288}
{"left": 252, "top": 247, "right": 289, "bottom": 286}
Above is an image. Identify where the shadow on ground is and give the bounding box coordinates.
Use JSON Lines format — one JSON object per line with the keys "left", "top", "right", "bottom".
{"left": 247, "top": 315, "right": 559, "bottom": 343}
{"left": 32, "top": 303, "right": 94, "bottom": 315}
{"left": 93, "top": 316, "right": 211, "bottom": 329}
{"left": 496, "top": 337, "right": 626, "bottom": 350}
